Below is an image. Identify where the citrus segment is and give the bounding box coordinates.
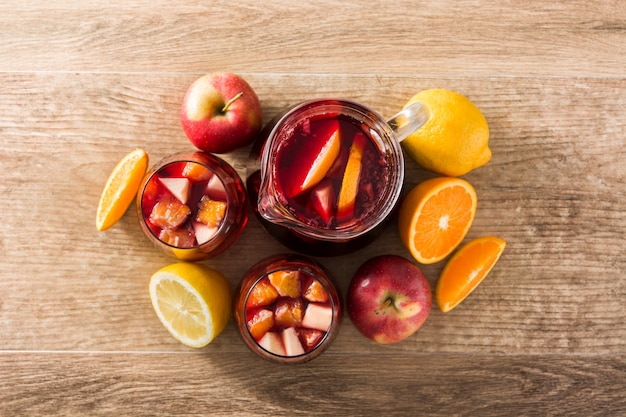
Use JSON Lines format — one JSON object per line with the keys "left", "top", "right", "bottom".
{"left": 436, "top": 236, "right": 506, "bottom": 312}
{"left": 149, "top": 262, "right": 231, "bottom": 348}
{"left": 398, "top": 177, "right": 477, "bottom": 264}
{"left": 337, "top": 132, "right": 366, "bottom": 221}
{"left": 96, "top": 148, "right": 148, "bottom": 231}
{"left": 402, "top": 89, "right": 490, "bottom": 176}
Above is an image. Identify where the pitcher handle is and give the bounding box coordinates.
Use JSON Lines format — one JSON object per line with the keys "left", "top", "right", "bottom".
{"left": 386, "top": 101, "right": 429, "bottom": 143}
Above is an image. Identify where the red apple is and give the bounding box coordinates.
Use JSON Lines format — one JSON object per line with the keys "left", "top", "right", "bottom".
{"left": 347, "top": 255, "right": 432, "bottom": 344}
{"left": 180, "top": 72, "right": 262, "bottom": 154}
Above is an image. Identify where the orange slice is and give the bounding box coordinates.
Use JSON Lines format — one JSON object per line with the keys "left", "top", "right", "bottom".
{"left": 398, "top": 177, "right": 477, "bottom": 264}
{"left": 96, "top": 149, "right": 149, "bottom": 231}
{"left": 337, "top": 132, "right": 366, "bottom": 221}
{"left": 436, "top": 236, "right": 506, "bottom": 312}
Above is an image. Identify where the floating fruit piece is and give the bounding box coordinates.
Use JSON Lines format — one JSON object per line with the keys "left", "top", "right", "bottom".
{"left": 96, "top": 148, "right": 148, "bottom": 231}
{"left": 149, "top": 262, "right": 231, "bottom": 348}
{"left": 205, "top": 175, "right": 227, "bottom": 201}
{"left": 182, "top": 161, "right": 213, "bottom": 182}
{"left": 196, "top": 196, "right": 226, "bottom": 227}
{"left": 149, "top": 194, "right": 191, "bottom": 229}
{"left": 436, "top": 236, "right": 506, "bottom": 312}
{"left": 258, "top": 332, "right": 285, "bottom": 356}
{"left": 286, "top": 120, "right": 341, "bottom": 197}
{"left": 246, "top": 278, "right": 279, "bottom": 309}
{"left": 282, "top": 327, "right": 305, "bottom": 356}
{"left": 401, "top": 89, "right": 490, "bottom": 176}
{"left": 398, "top": 177, "right": 477, "bottom": 264}
{"left": 268, "top": 270, "right": 301, "bottom": 298}
{"left": 337, "top": 132, "right": 366, "bottom": 221}
{"left": 302, "top": 303, "right": 333, "bottom": 331}
{"left": 303, "top": 279, "right": 329, "bottom": 303}
{"left": 192, "top": 221, "right": 218, "bottom": 245}
{"left": 247, "top": 308, "right": 274, "bottom": 340}
{"left": 274, "top": 299, "right": 304, "bottom": 328}
{"left": 159, "top": 227, "right": 196, "bottom": 248}
{"left": 310, "top": 180, "right": 335, "bottom": 225}
{"left": 160, "top": 177, "right": 191, "bottom": 204}
{"left": 299, "top": 328, "right": 325, "bottom": 350}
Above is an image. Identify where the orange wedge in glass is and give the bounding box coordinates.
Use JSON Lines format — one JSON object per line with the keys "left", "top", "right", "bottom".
{"left": 436, "top": 236, "right": 506, "bottom": 312}
{"left": 337, "top": 132, "right": 366, "bottom": 221}
{"left": 398, "top": 177, "right": 477, "bottom": 264}
{"left": 96, "top": 148, "right": 149, "bottom": 231}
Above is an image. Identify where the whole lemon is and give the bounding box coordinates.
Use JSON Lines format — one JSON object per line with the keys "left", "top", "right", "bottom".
{"left": 402, "top": 89, "right": 491, "bottom": 176}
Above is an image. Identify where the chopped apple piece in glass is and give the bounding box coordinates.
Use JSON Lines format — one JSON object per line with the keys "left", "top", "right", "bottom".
{"left": 159, "top": 177, "right": 191, "bottom": 204}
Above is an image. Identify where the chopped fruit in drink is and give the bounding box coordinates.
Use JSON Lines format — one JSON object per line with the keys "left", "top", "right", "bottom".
{"left": 159, "top": 177, "right": 191, "bottom": 204}
{"left": 299, "top": 328, "right": 325, "bottom": 350}
{"left": 196, "top": 196, "right": 226, "bottom": 227}
{"left": 310, "top": 180, "right": 335, "bottom": 225}
{"left": 268, "top": 270, "right": 301, "bottom": 298}
{"left": 159, "top": 227, "right": 196, "bottom": 248}
{"left": 149, "top": 194, "right": 191, "bottom": 229}
{"left": 246, "top": 308, "right": 274, "bottom": 340}
{"left": 246, "top": 278, "right": 279, "bottom": 309}
{"left": 258, "top": 332, "right": 285, "bottom": 356}
{"left": 337, "top": 132, "right": 366, "bottom": 221}
{"left": 181, "top": 162, "right": 213, "bottom": 182}
{"left": 205, "top": 175, "right": 228, "bottom": 201}
{"left": 192, "top": 221, "right": 218, "bottom": 245}
{"left": 303, "top": 279, "right": 329, "bottom": 303}
{"left": 302, "top": 303, "right": 333, "bottom": 331}
{"left": 274, "top": 298, "right": 304, "bottom": 328}
{"left": 282, "top": 327, "right": 305, "bottom": 356}
{"left": 285, "top": 119, "right": 341, "bottom": 197}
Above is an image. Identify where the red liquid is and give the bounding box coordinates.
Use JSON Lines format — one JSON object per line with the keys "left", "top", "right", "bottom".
{"left": 273, "top": 114, "right": 389, "bottom": 230}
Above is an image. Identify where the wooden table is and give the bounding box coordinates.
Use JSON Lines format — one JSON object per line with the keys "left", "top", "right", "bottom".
{"left": 1, "top": 1, "right": 624, "bottom": 415}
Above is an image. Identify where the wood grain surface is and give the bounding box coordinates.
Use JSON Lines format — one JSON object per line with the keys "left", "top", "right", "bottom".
{"left": 0, "top": 1, "right": 624, "bottom": 416}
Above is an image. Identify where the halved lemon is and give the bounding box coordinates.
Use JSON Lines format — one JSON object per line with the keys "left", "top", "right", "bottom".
{"left": 149, "top": 263, "right": 232, "bottom": 348}
{"left": 96, "top": 148, "right": 148, "bottom": 231}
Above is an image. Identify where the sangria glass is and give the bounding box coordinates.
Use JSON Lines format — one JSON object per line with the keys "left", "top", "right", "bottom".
{"left": 233, "top": 254, "right": 342, "bottom": 364}
{"left": 137, "top": 151, "right": 248, "bottom": 261}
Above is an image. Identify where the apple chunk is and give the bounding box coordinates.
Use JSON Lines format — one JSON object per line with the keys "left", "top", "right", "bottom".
{"left": 301, "top": 303, "right": 333, "bottom": 331}
{"left": 282, "top": 327, "right": 305, "bottom": 356}
{"left": 192, "top": 221, "right": 218, "bottom": 245}
{"left": 286, "top": 120, "right": 341, "bottom": 197}
{"left": 258, "top": 332, "right": 285, "bottom": 356}
{"left": 336, "top": 132, "right": 367, "bottom": 221}
{"left": 309, "top": 180, "right": 335, "bottom": 225}
{"left": 159, "top": 177, "right": 191, "bottom": 204}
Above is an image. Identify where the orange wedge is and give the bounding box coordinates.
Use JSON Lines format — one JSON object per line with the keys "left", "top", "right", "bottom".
{"left": 96, "top": 149, "right": 149, "bottom": 231}
{"left": 337, "top": 132, "right": 366, "bottom": 221}
{"left": 398, "top": 177, "right": 477, "bottom": 264}
{"left": 436, "top": 236, "right": 506, "bottom": 312}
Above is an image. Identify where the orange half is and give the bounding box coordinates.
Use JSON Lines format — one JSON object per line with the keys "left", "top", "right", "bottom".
{"left": 96, "top": 149, "right": 149, "bottom": 231}
{"left": 398, "top": 177, "right": 477, "bottom": 264}
{"left": 436, "top": 236, "right": 506, "bottom": 312}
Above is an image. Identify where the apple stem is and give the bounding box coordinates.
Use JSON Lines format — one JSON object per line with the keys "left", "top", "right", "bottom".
{"left": 221, "top": 92, "right": 244, "bottom": 113}
{"left": 375, "top": 297, "right": 394, "bottom": 315}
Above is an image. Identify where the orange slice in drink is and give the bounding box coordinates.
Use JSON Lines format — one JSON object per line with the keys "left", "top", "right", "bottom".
{"left": 398, "top": 177, "right": 477, "bottom": 264}
{"left": 96, "top": 148, "right": 149, "bottom": 231}
{"left": 436, "top": 236, "right": 506, "bottom": 312}
{"left": 337, "top": 132, "right": 366, "bottom": 221}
